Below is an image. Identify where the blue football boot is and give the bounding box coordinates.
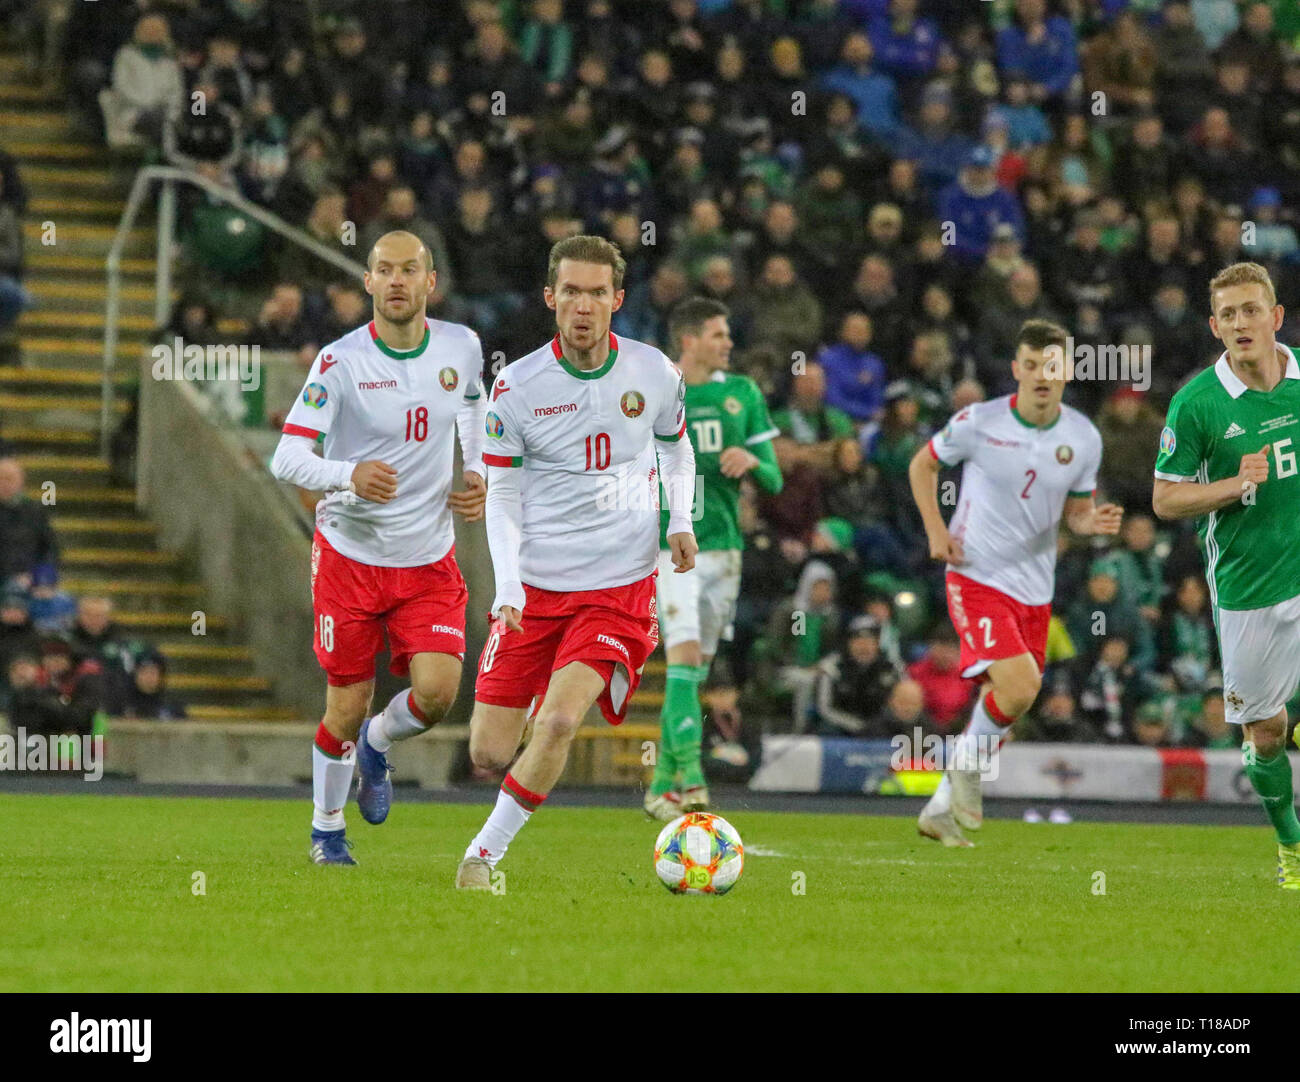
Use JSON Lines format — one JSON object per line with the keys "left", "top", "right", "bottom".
{"left": 355, "top": 717, "right": 393, "bottom": 825}
{"left": 309, "top": 828, "right": 357, "bottom": 865}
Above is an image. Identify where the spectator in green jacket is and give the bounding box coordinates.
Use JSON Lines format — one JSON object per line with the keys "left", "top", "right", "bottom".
{"left": 1110, "top": 512, "right": 1165, "bottom": 622}
{"left": 749, "top": 253, "right": 824, "bottom": 364}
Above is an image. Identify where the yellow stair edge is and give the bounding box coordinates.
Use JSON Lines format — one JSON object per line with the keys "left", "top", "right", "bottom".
{"left": 54, "top": 517, "right": 153, "bottom": 533}
{"left": 158, "top": 643, "right": 253, "bottom": 662}
{"left": 19, "top": 454, "right": 106, "bottom": 471}
{"left": 20, "top": 281, "right": 157, "bottom": 302}
{"left": 8, "top": 143, "right": 101, "bottom": 161}
{"left": 27, "top": 485, "right": 135, "bottom": 503}
{"left": 22, "top": 221, "right": 148, "bottom": 240}
{"left": 22, "top": 166, "right": 116, "bottom": 186}
{"left": 0, "top": 426, "right": 96, "bottom": 444}
{"left": 27, "top": 254, "right": 154, "bottom": 274}
{"left": 20, "top": 338, "right": 146, "bottom": 358}
{"left": 58, "top": 579, "right": 202, "bottom": 597}
{"left": 62, "top": 548, "right": 179, "bottom": 565}
{"left": 18, "top": 311, "right": 154, "bottom": 331}
{"left": 0, "top": 395, "right": 129, "bottom": 412}
{"left": 182, "top": 706, "right": 299, "bottom": 721}
{"left": 30, "top": 197, "right": 122, "bottom": 215}
{"left": 115, "top": 611, "right": 226, "bottom": 629}
{"left": 167, "top": 674, "right": 271, "bottom": 692}
{"left": 0, "top": 367, "right": 133, "bottom": 386}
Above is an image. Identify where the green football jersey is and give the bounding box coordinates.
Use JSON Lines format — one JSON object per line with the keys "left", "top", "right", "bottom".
{"left": 1154, "top": 348, "right": 1300, "bottom": 610}
{"left": 659, "top": 372, "right": 779, "bottom": 552}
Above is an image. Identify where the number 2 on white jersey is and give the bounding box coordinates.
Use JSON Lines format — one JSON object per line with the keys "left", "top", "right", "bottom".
{"left": 977, "top": 616, "right": 996, "bottom": 649}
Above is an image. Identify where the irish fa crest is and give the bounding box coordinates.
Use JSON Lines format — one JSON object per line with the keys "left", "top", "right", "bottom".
{"left": 439, "top": 367, "right": 459, "bottom": 391}
{"left": 621, "top": 390, "right": 645, "bottom": 418}
{"left": 724, "top": 396, "right": 742, "bottom": 415}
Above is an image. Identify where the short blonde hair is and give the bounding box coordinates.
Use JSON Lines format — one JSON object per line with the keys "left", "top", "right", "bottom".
{"left": 1209, "top": 262, "right": 1277, "bottom": 312}
{"left": 546, "top": 234, "right": 627, "bottom": 291}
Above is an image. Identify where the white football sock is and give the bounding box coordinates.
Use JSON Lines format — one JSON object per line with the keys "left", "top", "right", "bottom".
{"left": 928, "top": 774, "right": 952, "bottom": 814}
{"left": 367, "top": 689, "right": 430, "bottom": 753}
{"left": 465, "top": 785, "right": 537, "bottom": 867}
{"left": 952, "top": 693, "right": 1011, "bottom": 774}
{"left": 312, "top": 744, "right": 354, "bottom": 832}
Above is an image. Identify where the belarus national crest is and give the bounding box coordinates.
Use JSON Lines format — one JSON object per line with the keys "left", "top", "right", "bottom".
{"left": 621, "top": 390, "right": 645, "bottom": 418}
{"left": 439, "top": 366, "right": 459, "bottom": 391}
{"left": 1055, "top": 444, "right": 1073, "bottom": 465}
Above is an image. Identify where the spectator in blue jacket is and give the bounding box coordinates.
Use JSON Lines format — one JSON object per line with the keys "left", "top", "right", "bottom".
{"left": 992, "top": 72, "right": 1053, "bottom": 149}
{"left": 995, "top": 0, "right": 1080, "bottom": 105}
{"left": 894, "top": 82, "right": 975, "bottom": 196}
{"left": 818, "top": 311, "right": 888, "bottom": 423}
{"left": 819, "top": 31, "right": 901, "bottom": 141}
{"left": 867, "top": 0, "right": 943, "bottom": 86}
{"left": 936, "top": 145, "right": 1026, "bottom": 265}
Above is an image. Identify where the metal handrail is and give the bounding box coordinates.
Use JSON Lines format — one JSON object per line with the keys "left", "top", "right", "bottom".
{"left": 102, "top": 165, "right": 367, "bottom": 457}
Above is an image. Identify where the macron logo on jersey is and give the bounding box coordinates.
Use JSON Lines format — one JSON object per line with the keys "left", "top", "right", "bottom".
{"left": 597, "top": 634, "right": 629, "bottom": 657}
{"left": 320, "top": 354, "right": 337, "bottom": 373}
{"left": 492, "top": 380, "right": 510, "bottom": 401}
{"left": 358, "top": 380, "right": 398, "bottom": 390}
{"left": 534, "top": 402, "right": 578, "bottom": 417}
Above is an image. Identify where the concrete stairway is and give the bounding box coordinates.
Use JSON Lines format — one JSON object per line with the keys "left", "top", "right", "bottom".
{"left": 0, "top": 51, "right": 293, "bottom": 722}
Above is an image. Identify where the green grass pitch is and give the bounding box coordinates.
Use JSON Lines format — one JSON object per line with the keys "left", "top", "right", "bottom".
{"left": 0, "top": 792, "right": 1293, "bottom": 992}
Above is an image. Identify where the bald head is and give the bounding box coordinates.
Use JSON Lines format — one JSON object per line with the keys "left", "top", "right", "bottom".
{"left": 367, "top": 230, "right": 431, "bottom": 273}
{"left": 365, "top": 231, "right": 435, "bottom": 326}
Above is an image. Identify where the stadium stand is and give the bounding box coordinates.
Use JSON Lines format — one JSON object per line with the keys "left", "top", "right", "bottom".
{"left": 2, "top": 0, "right": 1300, "bottom": 777}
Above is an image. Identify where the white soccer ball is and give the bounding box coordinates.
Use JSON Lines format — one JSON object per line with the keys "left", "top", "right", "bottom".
{"left": 653, "top": 812, "right": 745, "bottom": 895}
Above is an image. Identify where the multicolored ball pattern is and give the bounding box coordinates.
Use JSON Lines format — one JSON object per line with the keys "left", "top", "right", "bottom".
{"left": 654, "top": 812, "right": 744, "bottom": 895}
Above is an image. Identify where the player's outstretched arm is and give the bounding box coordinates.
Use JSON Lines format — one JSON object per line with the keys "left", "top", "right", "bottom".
{"left": 1153, "top": 444, "right": 1271, "bottom": 520}
{"left": 483, "top": 463, "right": 525, "bottom": 630}
{"left": 656, "top": 433, "right": 698, "bottom": 573}
{"left": 719, "top": 439, "right": 783, "bottom": 494}
{"left": 270, "top": 433, "right": 356, "bottom": 493}
{"left": 907, "top": 442, "right": 963, "bottom": 564}
{"left": 1064, "top": 496, "right": 1123, "bottom": 535}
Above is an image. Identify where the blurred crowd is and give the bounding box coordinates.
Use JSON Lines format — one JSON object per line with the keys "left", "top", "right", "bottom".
{"left": 12, "top": 0, "right": 1300, "bottom": 746}
{"left": 0, "top": 450, "right": 186, "bottom": 732}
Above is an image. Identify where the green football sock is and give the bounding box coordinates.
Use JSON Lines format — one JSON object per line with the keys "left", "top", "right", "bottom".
{"left": 676, "top": 665, "right": 710, "bottom": 791}
{"left": 649, "top": 665, "right": 691, "bottom": 797}
{"left": 649, "top": 711, "right": 679, "bottom": 799}
{"left": 1244, "top": 748, "right": 1300, "bottom": 846}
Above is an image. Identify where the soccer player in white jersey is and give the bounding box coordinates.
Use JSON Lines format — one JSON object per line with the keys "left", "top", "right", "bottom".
{"left": 455, "top": 235, "right": 698, "bottom": 890}
{"left": 271, "top": 231, "right": 488, "bottom": 866}
{"left": 1154, "top": 262, "right": 1300, "bottom": 888}
{"left": 909, "top": 319, "right": 1123, "bottom": 847}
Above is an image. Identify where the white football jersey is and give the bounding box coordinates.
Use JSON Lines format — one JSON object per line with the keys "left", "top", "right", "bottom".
{"left": 484, "top": 332, "right": 687, "bottom": 591}
{"left": 282, "top": 318, "right": 484, "bottom": 567}
{"left": 929, "top": 394, "right": 1102, "bottom": 605}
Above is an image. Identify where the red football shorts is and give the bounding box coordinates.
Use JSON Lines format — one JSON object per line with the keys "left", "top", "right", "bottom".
{"left": 310, "top": 530, "right": 468, "bottom": 686}
{"left": 475, "top": 574, "right": 659, "bottom": 725}
{"left": 944, "top": 571, "right": 1050, "bottom": 678}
